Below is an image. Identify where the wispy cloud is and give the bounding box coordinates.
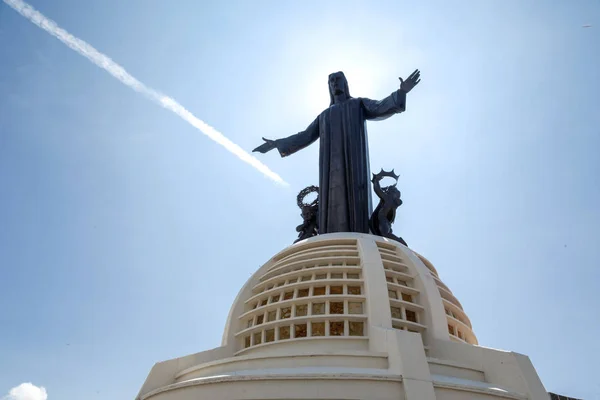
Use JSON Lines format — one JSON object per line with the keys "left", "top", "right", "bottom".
{"left": 2, "top": 0, "right": 288, "bottom": 186}
{"left": 2, "top": 383, "right": 48, "bottom": 400}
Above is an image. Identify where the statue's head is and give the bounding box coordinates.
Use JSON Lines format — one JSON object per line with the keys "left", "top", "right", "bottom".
{"left": 328, "top": 71, "right": 351, "bottom": 105}
{"left": 384, "top": 186, "right": 403, "bottom": 207}
{"left": 301, "top": 205, "right": 317, "bottom": 221}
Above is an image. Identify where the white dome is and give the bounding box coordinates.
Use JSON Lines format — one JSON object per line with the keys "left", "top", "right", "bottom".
{"left": 222, "top": 233, "right": 477, "bottom": 356}
{"left": 136, "top": 233, "right": 549, "bottom": 400}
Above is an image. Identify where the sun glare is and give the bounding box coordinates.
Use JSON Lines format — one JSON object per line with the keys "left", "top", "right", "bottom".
{"left": 299, "top": 46, "right": 394, "bottom": 115}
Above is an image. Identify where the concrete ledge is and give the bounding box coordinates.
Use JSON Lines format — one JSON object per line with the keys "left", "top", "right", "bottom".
{"left": 175, "top": 350, "right": 389, "bottom": 380}
{"left": 432, "top": 374, "right": 527, "bottom": 400}
{"left": 427, "top": 357, "right": 486, "bottom": 372}
{"left": 142, "top": 368, "right": 402, "bottom": 400}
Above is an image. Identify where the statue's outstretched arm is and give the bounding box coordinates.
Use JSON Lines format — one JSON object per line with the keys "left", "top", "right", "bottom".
{"left": 276, "top": 117, "right": 320, "bottom": 157}
{"left": 362, "top": 69, "right": 420, "bottom": 121}
{"left": 362, "top": 90, "right": 406, "bottom": 121}
{"left": 253, "top": 117, "right": 320, "bottom": 157}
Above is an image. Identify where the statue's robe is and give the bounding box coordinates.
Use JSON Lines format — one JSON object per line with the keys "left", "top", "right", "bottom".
{"left": 275, "top": 90, "right": 407, "bottom": 233}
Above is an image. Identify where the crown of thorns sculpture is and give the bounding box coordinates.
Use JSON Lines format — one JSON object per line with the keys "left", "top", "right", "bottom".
{"left": 297, "top": 185, "right": 319, "bottom": 209}
{"left": 372, "top": 168, "right": 400, "bottom": 184}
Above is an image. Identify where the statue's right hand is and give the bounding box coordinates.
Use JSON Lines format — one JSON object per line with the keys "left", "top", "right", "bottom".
{"left": 253, "top": 137, "right": 277, "bottom": 153}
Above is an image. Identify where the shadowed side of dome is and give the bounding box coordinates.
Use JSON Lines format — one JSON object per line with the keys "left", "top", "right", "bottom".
{"left": 413, "top": 252, "right": 478, "bottom": 345}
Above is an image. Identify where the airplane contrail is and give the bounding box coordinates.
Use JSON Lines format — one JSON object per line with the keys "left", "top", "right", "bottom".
{"left": 2, "top": 0, "right": 288, "bottom": 186}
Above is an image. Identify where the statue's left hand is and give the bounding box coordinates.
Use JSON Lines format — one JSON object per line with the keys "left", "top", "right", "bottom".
{"left": 253, "top": 137, "right": 277, "bottom": 153}
{"left": 399, "top": 69, "right": 421, "bottom": 93}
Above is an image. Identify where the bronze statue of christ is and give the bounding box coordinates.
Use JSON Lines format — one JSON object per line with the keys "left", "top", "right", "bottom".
{"left": 253, "top": 70, "right": 421, "bottom": 234}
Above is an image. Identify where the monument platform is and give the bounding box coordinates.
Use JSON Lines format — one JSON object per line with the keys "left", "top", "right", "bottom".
{"left": 135, "top": 233, "right": 548, "bottom": 400}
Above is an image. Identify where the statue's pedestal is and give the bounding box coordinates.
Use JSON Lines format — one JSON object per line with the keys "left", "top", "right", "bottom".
{"left": 135, "top": 233, "right": 548, "bottom": 400}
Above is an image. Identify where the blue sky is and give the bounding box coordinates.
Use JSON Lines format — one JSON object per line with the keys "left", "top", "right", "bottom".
{"left": 0, "top": 0, "right": 598, "bottom": 399}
